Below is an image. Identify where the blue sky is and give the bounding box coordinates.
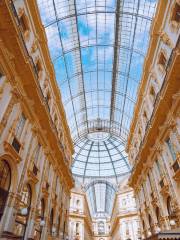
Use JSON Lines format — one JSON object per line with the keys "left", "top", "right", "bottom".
{"left": 37, "top": 0, "right": 157, "bottom": 145}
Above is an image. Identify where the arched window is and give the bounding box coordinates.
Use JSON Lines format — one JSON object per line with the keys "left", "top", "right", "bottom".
{"left": 15, "top": 184, "right": 32, "bottom": 238}
{"left": 167, "top": 196, "right": 173, "bottom": 217}
{"left": 0, "top": 160, "right": 11, "bottom": 221}
{"left": 50, "top": 209, "right": 54, "bottom": 235}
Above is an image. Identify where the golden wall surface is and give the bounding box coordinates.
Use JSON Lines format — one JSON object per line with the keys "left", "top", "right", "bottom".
{"left": 0, "top": 0, "right": 74, "bottom": 239}
{"left": 127, "top": 0, "right": 180, "bottom": 238}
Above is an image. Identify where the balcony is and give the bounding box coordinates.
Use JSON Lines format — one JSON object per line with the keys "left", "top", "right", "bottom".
{"left": 151, "top": 192, "right": 158, "bottom": 207}
{"left": 69, "top": 207, "right": 84, "bottom": 215}
{"left": 159, "top": 177, "right": 169, "bottom": 196}
{"left": 3, "top": 140, "right": 21, "bottom": 164}
{"left": 27, "top": 162, "right": 39, "bottom": 184}
{"left": 172, "top": 153, "right": 180, "bottom": 181}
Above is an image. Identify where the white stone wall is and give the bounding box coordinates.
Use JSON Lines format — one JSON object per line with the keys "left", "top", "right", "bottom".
{"left": 0, "top": 1, "right": 72, "bottom": 239}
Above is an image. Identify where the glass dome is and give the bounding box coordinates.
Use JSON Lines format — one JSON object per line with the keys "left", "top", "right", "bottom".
{"left": 72, "top": 132, "right": 130, "bottom": 178}
{"left": 37, "top": 0, "right": 157, "bottom": 180}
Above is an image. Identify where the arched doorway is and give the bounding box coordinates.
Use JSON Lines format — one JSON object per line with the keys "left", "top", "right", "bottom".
{"left": 49, "top": 208, "right": 54, "bottom": 236}
{"left": 148, "top": 214, "right": 153, "bottom": 234}
{"left": 0, "top": 160, "right": 11, "bottom": 221}
{"left": 15, "top": 184, "right": 32, "bottom": 238}
{"left": 34, "top": 198, "right": 45, "bottom": 239}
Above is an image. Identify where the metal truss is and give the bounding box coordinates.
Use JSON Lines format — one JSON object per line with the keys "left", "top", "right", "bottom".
{"left": 37, "top": 0, "right": 157, "bottom": 179}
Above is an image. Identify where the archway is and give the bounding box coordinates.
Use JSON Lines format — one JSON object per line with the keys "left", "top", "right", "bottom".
{"left": 0, "top": 160, "right": 11, "bottom": 221}
{"left": 15, "top": 184, "right": 32, "bottom": 238}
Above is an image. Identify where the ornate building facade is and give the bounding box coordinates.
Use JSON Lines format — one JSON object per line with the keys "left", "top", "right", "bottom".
{"left": 0, "top": 0, "right": 179, "bottom": 239}
{"left": 127, "top": 0, "right": 180, "bottom": 238}
{"left": 0, "top": 0, "right": 74, "bottom": 239}
{"left": 111, "top": 179, "right": 140, "bottom": 240}
{"left": 68, "top": 179, "right": 140, "bottom": 240}
{"left": 69, "top": 188, "right": 92, "bottom": 240}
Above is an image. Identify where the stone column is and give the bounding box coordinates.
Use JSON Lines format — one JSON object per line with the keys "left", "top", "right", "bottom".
{"left": 0, "top": 192, "right": 20, "bottom": 235}
{"left": 25, "top": 206, "right": 36, "bottom": 239}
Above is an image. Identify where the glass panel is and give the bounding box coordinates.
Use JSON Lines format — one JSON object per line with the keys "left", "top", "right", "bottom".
{"left": 37, "top": 0, "right": 158, "bottom": 182}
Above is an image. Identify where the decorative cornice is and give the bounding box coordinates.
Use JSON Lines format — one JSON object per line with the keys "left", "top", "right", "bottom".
{"left": 0, "top": 0, "right": 74, "bottom": 189}
{"left": 126, "top": 0, "right": 169, "bottom": 152}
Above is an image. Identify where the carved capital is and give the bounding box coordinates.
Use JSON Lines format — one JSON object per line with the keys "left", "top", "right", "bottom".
{"left": 150, "top": 142, "right": 163, "bottom": 154}
{"left": 159, "top": 31, "right": 174, "bottom": 48}
{"left": 11, "top": 88, "right": 23, "bottom": 103}
{"left": 31, "top": 39, "right": 38, "bottom": 53}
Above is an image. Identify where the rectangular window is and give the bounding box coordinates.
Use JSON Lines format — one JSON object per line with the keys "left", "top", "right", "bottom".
{"left": 12, "top": 137, "right": 21, "bottom": 153}
{"left": 166, "top": 138, "right": 176, "bottom": 161}
{"left": 34, "top": 143, "right": 41, "bottom": 163}
{"left": 158, "top": 52, "right": 167, "bottom": 68}
{"left": 155, "top": 159, "right": 163, "bottom": 177}
{"left": 147, "top": 174, "right": 153, "bottom": 192}
{"left": 15, "top": 113, "right": 26, "bottom": 139}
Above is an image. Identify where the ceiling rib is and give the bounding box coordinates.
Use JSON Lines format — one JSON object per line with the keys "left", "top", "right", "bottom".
{"left": 119, "top": 0, "right": 140, "bottom": 137}
{"left": 109, "top": 0, "right": 121, "bottom": 126}
{"left": 74, "top": 0, "right": 89, "bottom": 132}
{"left": 108, "top": 138, "right": 130, "bottom": 170}
{"left": 45, "top": 10, "right": 152, "bottom": 28}
{"left": 83, "top": 141, "right": 94, "bottom": 182}
{"left": 104, "top": 141, "right": 118, "bottom": 183}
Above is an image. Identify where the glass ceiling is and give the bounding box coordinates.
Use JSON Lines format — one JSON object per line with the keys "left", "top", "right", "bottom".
{"left": 85, "top": 180, "right": 116, "bottom": 218}
{"left": 72, "top": 132, "right": 130, "bottom": 178}
{"left": 37, "top": 0, "right": 157, "bottom": 179}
